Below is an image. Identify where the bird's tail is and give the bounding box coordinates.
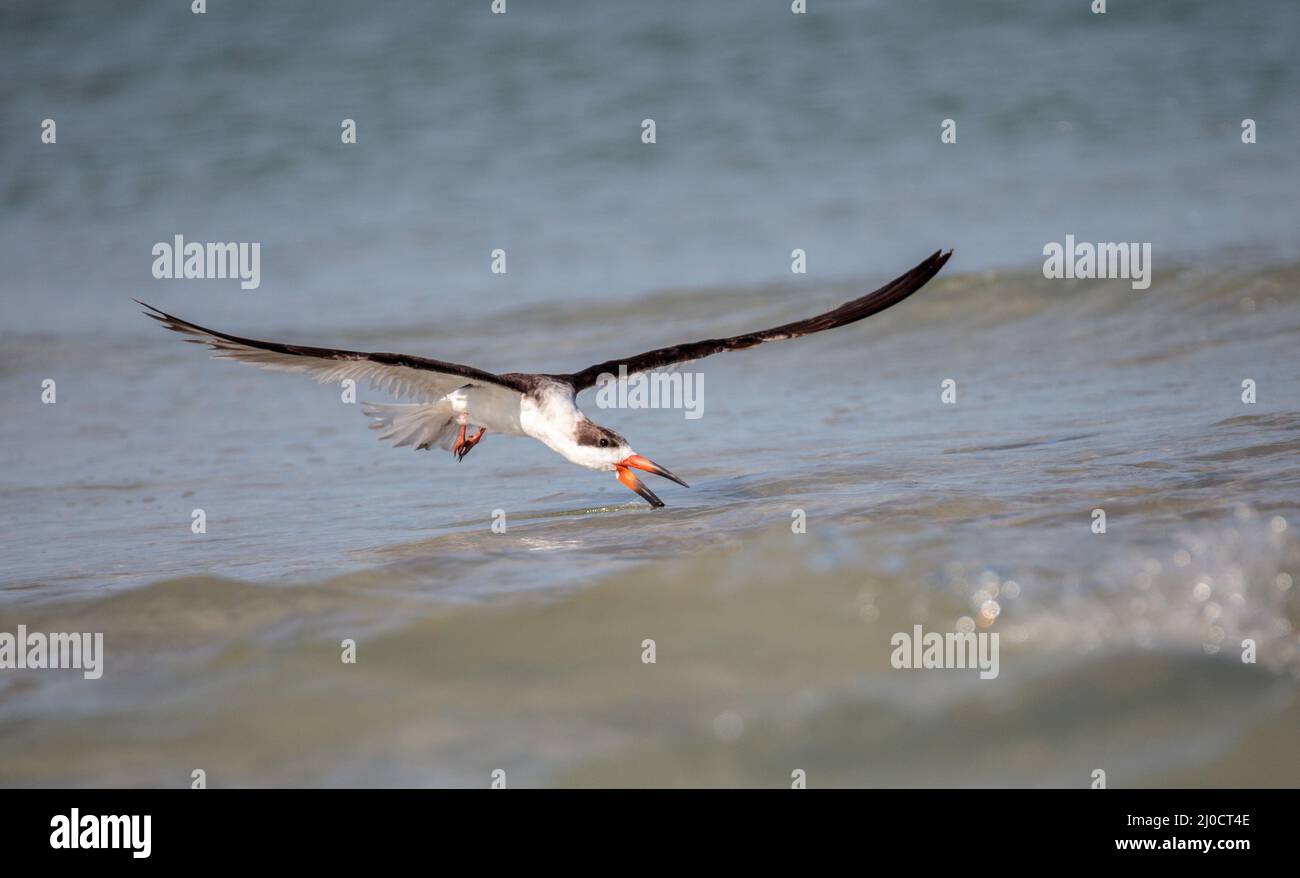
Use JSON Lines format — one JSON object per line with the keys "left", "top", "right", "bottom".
{"left": 362, "top": 402, "right": 460, "bottom": 451}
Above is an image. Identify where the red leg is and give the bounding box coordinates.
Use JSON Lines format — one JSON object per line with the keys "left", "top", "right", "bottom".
{"left": 452, "top": 426, "right": 486, "bottom": 461}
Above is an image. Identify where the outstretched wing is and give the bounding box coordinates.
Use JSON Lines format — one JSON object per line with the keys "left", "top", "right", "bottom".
{"left": 137, "top": 301, "right": 531, "bottom": 400}
{"left": 562, "top": 249, "right": 952, "bottom": 391}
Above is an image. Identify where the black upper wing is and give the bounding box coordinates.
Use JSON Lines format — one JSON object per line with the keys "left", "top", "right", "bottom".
{"left": 138, "top": 301, "right": 533, "bottom": 396}
{"left": 561, "top": 249, "right": 952, "bottom": 391}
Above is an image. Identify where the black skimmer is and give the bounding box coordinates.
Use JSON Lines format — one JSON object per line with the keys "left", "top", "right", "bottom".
{"left": 138, "top": 249, "right": 951, "bottom": 507}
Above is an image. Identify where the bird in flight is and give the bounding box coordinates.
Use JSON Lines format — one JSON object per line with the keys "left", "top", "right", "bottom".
{"left": 139, "top": 249, "right": 951, "bottom": 507}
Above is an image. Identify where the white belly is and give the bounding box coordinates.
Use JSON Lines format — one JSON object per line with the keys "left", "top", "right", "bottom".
{"left": 518, "top": 381, "right": 586, "bottom": 458}
{"left": 448, "top": 384, "right": 526, "bottom": 436}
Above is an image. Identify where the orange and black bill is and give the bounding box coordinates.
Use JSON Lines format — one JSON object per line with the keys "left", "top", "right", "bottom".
{"left": 616, "top": 455, "right": 689, "bottom": 507}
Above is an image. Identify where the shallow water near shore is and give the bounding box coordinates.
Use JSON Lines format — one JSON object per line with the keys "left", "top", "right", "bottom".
{"left": 2, "top": 0, "right": 1299, "bottom": 786}
{"left": 2, "top": 259, "right": 1299, "bottom": 787}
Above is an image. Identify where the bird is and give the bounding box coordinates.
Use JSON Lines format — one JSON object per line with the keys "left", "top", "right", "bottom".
{"left": 138, "top": 249, "right": 952, "bottom": 508}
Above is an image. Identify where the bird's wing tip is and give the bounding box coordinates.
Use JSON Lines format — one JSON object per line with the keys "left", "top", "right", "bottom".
{"left": 930, "top": 249, "right": 955, "bottom": 271}
{"left": 134, "top": 298, "right": 168, "bottom": 318}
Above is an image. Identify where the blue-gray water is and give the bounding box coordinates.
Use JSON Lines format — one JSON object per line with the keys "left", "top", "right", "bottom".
{"left": 1, "top": 0, "right": 1298, "bottom": 787}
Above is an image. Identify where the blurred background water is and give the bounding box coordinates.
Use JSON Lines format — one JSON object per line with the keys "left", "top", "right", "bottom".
{"left": 0, "top": 0, "right": 1298, "bottom": 787}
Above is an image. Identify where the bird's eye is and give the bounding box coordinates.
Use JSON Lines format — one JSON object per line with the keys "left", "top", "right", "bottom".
{"left": 599, "top": 438, "right": 609, "bottom": 447}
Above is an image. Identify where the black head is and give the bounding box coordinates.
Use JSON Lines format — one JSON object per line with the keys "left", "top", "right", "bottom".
{"left": 574, "top": 420, "right": 628, "bottom": 450}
